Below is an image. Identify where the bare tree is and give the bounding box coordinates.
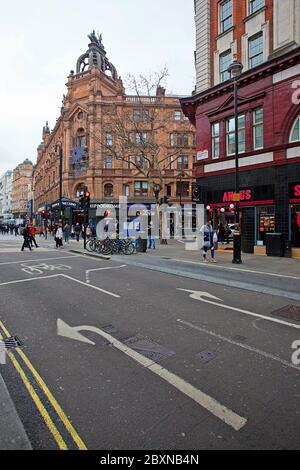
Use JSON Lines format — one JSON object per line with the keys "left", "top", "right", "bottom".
{"left": 92, "top": 68, "right": 195, "bottom": 204}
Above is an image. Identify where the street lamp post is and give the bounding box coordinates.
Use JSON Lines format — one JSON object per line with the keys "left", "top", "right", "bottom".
{"left": 55, "top": 142, "right": 63, "bottom": 222}
{"left": 228, "top": 56, "right": 243, "bottom": 264}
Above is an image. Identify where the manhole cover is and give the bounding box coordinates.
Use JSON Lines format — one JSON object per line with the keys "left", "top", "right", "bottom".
{"left": 271, "top": 305, "right": 300, "bottom": 322}
{"left": 124, "top": 334, "right": 176, "bottom": 362}
{"left": 196, "top": 350, "right": 217, "bottom": 364}
{"left": 3, "top": 336, "right": 23, "bottom": 350}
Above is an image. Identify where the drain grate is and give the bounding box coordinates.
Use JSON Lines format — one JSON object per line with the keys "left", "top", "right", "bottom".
{"left": 196, "top": 350, "right": 217, "bottom": 364}
{"left": 3, "top": 336, "right": 23, "bottom": 350}
{"left": 271, "top": 305, "right": 300, "bottom": 322}
{"left": 232, "top": 335, "right": 247, "bottom": 343}
{"left": 124, "top": 334, "right": 176, "bottom": 362}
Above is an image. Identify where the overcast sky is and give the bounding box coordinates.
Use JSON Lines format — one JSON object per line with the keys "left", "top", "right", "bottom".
{"left": 0, "top": 0, "right": 195, "bottom": 175}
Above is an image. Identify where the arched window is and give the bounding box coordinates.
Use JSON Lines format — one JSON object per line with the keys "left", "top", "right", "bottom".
{"left": 290, "top": 116, "right": 300, "bottom": 143}
{"left": 104, "top": 183, "right": 114, "bottom": 197}
{"left": 75, "top": 183, "right": 86, "bottom": 198}
{"left": 77, "top": 128, "right": 86, "bottom": 148}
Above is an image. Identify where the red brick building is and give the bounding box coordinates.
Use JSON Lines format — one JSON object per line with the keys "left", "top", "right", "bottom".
{"left": 34, "top": 32, "right": 195, "bottom": 226}
{"left": 182, "top": 0, "right": 300, "bottom": 256}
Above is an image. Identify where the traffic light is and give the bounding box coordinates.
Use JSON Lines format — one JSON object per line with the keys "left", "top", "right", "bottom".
{"left": 84, "top": 190, "right": 91, "bottom": 209}
{"left": 79, "top": 189, "right": 91, "bottom": 210}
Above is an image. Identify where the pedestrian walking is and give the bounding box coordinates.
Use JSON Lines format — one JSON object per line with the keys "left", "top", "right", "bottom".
{"left": 63, "top": 223, "right": 71, "bottom": 244}
{"left": 200, "top": 220, "right": 216, "bottom": 263}
{"left": 148, "top": 221, "right": 156, "bottom": 250}
{"left": 29, "top": 226, "right": 39, "bottom": 248}
{"left": 21, "top": 226, "right": 32, "bottom": 251}
{"left": 74, "top": 223, "right": 81, "bottom": 242}
{"left": 55, "top": 225, "right": 63, "bottom": 248}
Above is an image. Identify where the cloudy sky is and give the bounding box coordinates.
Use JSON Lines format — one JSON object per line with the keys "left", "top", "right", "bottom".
{"left": 0, "top": 0, "right": 195, "bottom": 175}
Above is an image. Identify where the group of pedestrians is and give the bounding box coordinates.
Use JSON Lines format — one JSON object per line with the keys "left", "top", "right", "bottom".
{"left": 0, "top": 224, "right": 20, "bottom": 236}
{"left": 21, "top": 225, "right": 39, "bottom": 251}
{"left": 200, "top": 221, "right": 233, "bottom": 263}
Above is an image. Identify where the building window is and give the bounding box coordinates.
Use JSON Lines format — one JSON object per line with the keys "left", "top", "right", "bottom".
{"left": 249, "top": 0, "right": 264, "bottom": 15}
{"left": 226, "top": 115, "right": 246, "bottom": 155}
{"left": 166, "top": 185, "right": 172, "bottom": 197}
{"left": 220, "top": 0, "right": 233, "bottom": 33}
{"left": 169, "top": 157, "right": 174, "bottom": 169}
{"left": 133, "top": 109, "right": 149, "bottom": 122}
{"left": 104, "top": 183, "right": 114, "bottom": 197}
{"left": 176, "top": 182, "right": 190, "bottom": 198}
{"left": 212, "top": 123, "right": 220, "bottom": 159}
{"left": 177, "top": 156, "right": 189, "bottom": 170}
{"left": 124, "top": 185, "right": 130, "bottom": 197}
{"left": 290, "top": 116, "right": 300, "bottom": 142}
{"left": 106, "top": 133, "right": 113, "bottom": 147}
{"left": 220, "top": 50, "right": 232, "bottom": 83}
{"left": 134, "top": 181, "right": 148, "bottom": 197}
{"left": 169, "top": 133, "right": 175, "bottom": 146}
{"left": 253, "top": 108, "right": 264, "bottom": 149}
{"left": 249, "top": 33, "right": 264, "bottom": 69}
{"left": 183, "top": 132, "right": 189, "bottom": 146}
{"left": 174, "top": 111, "right": 181, "bottom": 121}
{"left": 135, "top": 155, "right": 144, "bottom": 169}
{"left": 105, "top": 156, "right": 113, "bottom": 169}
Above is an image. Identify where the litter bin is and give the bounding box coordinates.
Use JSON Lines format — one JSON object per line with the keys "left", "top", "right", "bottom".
{"left": 136, "top": 237, "right": 147, "bottom": 253}
{"left": 266, "top": 233, "right": 285, "bottom": 257}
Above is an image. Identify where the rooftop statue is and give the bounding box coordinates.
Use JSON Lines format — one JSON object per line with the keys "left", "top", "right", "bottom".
{"left": 88, "top": 31, "right": 103, "bottom": 48}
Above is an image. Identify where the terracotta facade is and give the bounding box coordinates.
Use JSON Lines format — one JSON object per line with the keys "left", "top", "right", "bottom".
{"left": 11, "top": 159, "right": 33, "bottom": 218}
{"left": 34, "top": 34, "right": 196, "bottom": 219}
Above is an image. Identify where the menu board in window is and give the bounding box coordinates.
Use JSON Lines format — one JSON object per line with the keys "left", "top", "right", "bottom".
{"left": 259, "top": 213, "right": 275, "bottom": 232}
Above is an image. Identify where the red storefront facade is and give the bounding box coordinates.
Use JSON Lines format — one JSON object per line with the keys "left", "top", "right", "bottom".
{"left": 181, "top": 47, "right": 300, "bottom": 255}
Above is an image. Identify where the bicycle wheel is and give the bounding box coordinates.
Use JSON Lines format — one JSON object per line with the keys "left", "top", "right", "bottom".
{"left": 86, "top": 239, "right": 96, "bottom": 252}
{"left": 124, "top": 242, "right": 135, "bottom": 255}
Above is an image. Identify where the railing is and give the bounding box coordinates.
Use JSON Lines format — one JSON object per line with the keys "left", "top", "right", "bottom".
{"left": 125, "top": 97, "right": 157, "bottom": 104}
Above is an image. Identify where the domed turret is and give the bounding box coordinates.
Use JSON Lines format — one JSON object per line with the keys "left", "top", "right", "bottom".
{"left": 76, "top": 31, "right": 118, "bottom": 80}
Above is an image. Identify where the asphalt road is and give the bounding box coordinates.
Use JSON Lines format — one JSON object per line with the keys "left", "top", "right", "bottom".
{"left": 0, "top": 239, "right": 300, "bottom": 450}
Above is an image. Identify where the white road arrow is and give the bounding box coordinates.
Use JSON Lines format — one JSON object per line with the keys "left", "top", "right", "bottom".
{"left": 57, "top": 318, "right": 247, "bottom": 431}
{"left": 177, "top": 289, "right": 300, "bottom": 331}
{"left": 57, "top": 319, "right": 98, "bottom": 345}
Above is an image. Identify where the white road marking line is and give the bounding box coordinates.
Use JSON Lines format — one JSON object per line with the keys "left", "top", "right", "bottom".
{"left": 60, "top": 274, "right": 120, "bottom": 299}
{"left": 86, "top": 265, "right": 127, "bottom": 274}
{"left": 0, "top": 275, "right": 61, "bottom": 287}
{"left": 170, "top": 258, "right": 300, "bottom": 281}
{"left": 85, "top": 265, "right": 127, "bottom": 284}
{"left": 178, "top": 289, "right": 300, "bottom": 331}
{"left": 0, "top": 255, "right": 80, "bottom": 266}
{"left": 0, "top": 273, "right": 120, "bottom": 299}
{"left": 177, "top": 319, "right": 300, "bottom": 372}
{"left": 57, "top": 319, "right": 247, "bottom": 431}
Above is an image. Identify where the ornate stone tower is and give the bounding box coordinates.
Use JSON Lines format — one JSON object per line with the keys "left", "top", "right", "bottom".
{"left": 76, "top": 31, "right": 119, "bottom": 80}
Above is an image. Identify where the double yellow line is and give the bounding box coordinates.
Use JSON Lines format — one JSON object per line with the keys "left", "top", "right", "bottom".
{"left": 0, "top": 319, "right": 87, "bottom": 450}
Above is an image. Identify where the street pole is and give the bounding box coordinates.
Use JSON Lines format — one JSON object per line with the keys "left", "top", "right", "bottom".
{"left": 55, "top": 142, "right": 63, "bottom": 223}
{"left": 59, "top": 145, "right": 63, "bottom": 222}
{"left": 228, "top": 57, "right": 243, "bottom": 264}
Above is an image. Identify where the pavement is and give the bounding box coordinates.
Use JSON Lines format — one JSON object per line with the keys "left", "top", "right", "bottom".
{"left": 0, "top": 373, "right": 32, "bottom": 449}
{"left": 0, "top": 234, "right": 299, "bottom": 450}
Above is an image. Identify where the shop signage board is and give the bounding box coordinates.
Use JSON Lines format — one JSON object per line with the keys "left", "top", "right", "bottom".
{"left": 197, "top": 150, "right": 209, "bottom": 161}
{"left": 289, "top": 183, "right": 300, "bottom": 201}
